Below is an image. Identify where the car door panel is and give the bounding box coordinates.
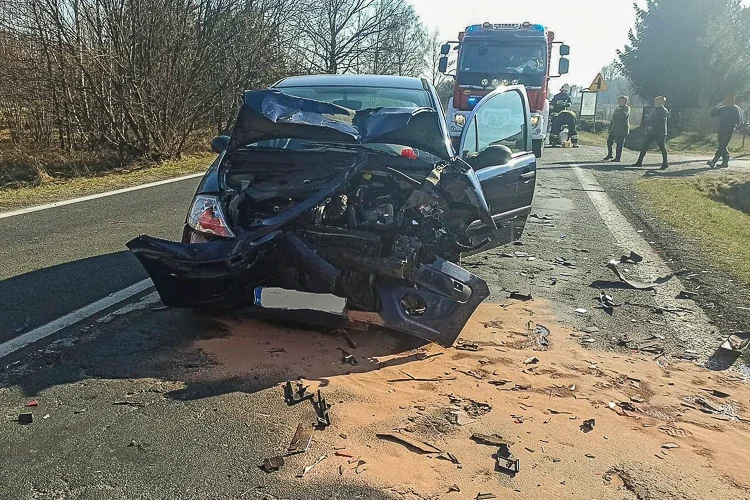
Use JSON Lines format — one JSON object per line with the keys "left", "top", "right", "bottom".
{"left": 457, "top": 86, "right": 537, "bottom": 254}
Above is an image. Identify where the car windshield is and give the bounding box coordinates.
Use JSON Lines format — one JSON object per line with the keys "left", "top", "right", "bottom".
{"left": 459, "top": 41, "right": 547, "bottom": 81}
{"left": 276, "top": 85, "right": 433, "bottom": 110}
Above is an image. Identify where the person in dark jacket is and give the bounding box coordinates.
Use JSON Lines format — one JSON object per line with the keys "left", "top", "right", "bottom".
{"left": 633, "top": 96, "right": 670, "bottom": 170}
{"left": 707, "top": 94, "right": 743, "bottom": 168}
{"left": 549, "top": 84, "right": 579, "bottom": 147}
{"left": 603, "top": 96, "right": 631, "bottom": 162}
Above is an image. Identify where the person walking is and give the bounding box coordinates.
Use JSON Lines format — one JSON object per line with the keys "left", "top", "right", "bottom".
{"left": 707, "top": 94, "right": 743, "bottom": 168}
{"left": 633, "top": 96, "right": 670, "bottom": 170}
{"left": 603, "top": 96, "right": 631, "bottom": 162}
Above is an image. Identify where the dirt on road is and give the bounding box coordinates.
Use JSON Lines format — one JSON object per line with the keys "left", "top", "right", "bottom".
{"left": 192, "top": 300, "right": 750, "bottom": 499}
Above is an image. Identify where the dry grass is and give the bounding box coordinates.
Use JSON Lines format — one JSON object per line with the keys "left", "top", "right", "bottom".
{"left": 0, "top": 153, "right": 214, "bottom": 211}
{"left": 638, "top": 173, "right": 750, "bottom": 283}
{"left": 580, "top": 130, "right": 750, "bottom": 156}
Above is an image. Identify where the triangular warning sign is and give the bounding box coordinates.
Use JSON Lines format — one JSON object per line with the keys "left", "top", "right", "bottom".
{"left": 588, "top": 73, "right": 608, "bottom": 92}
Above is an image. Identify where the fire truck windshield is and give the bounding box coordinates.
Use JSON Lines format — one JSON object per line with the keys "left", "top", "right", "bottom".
{"left": 458, "top": 41, "right": 547, "bottom": 85}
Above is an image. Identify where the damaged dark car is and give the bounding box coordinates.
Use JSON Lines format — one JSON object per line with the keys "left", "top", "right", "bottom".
{"left": 127, "top": 75, "right": 537, "bottom": 347}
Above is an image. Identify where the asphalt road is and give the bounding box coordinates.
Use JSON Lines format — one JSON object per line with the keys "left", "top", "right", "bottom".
{"left": 0, "top": 178, "right": 200, "bottom": 343}
{"left": 0, "top": 145, "right": 748, "bottom": 499}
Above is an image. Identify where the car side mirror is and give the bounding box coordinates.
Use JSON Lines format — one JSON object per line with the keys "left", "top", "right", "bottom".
{"left": 558, "top": 58, "right": 570, "bottom": 75}
{"left": 211, "top": 135, "right": 230, "bottom": 154}
{"left": 440, "top": 43, "right": 451, "bottom": 55}
{"left": 466, "top": 144, "right": 513, "bottom": 169}
{"left": 438, "top": 56, "right": 448, "bottom": 74}
{"left": 559, "top": 44, "right": 570, "bottom": 56}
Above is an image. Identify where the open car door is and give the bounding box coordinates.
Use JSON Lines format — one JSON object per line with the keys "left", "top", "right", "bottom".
{"left": 457, "top": 85, "right": 537, "bottom": 253}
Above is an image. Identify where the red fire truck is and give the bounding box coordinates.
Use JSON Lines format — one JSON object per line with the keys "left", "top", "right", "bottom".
{"left": 439, "top": 22, "right": 570, "bottom": 158}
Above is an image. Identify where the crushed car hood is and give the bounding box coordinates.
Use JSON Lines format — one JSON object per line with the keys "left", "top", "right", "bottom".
{"left": 227, "top": 90, "right": 453, "bottom": 160}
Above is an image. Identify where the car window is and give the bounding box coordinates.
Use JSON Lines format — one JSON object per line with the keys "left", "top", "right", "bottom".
{"left": 462, "top": 89, "right": 527, "bottom": 157}
{"left": 277, "top": 86, "right": 432, "bottom": 110}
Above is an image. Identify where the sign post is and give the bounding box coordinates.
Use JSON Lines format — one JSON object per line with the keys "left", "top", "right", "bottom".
{"left": 585, "top": 73, "right": 608, "bottom": 133}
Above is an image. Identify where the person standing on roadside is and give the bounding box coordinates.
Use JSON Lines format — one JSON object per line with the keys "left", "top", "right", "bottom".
{"left": 633, "top": 96, "right": 670, "bottom": 170}
{"left": 603, "top": 96, "right": 631, "bottom": 162}
{"left": 707, "top": 94, "right": 743, "bottom": 168}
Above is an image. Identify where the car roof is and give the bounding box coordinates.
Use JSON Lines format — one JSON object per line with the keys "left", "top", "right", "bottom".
{"left": 275, "top": 74, "right": 428, "bottom": 90}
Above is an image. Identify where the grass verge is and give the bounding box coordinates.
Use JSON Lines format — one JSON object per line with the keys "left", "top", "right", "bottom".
{"left": 580, "top": 130, "right": 750, "bottom": 156}
{"left": 0, "top": 154, "right": 214, "bottom": 211}
{"left": 637, "top": 173, "right": 750, "bottom": 283}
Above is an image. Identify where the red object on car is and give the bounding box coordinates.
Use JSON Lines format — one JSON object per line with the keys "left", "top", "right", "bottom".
{"left": 400, "top": 148, "right": 418, "bottom": 160}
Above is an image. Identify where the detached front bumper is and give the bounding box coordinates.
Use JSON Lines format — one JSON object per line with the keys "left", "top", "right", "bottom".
{"left": 127, "top": 232, "right": 489, "bottom": 347}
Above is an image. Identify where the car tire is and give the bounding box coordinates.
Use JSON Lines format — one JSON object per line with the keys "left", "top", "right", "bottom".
{"left": 532, "top": 139, "right": 544, "bottom": 158}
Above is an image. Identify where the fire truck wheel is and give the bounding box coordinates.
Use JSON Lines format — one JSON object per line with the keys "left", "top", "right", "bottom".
{"left": 532, "top": 139, "right": 544, "bottom": 158}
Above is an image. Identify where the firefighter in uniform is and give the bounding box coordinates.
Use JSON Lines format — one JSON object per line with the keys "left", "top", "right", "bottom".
{"left": 549, "top": 84, "right": 579, "bottom": 147}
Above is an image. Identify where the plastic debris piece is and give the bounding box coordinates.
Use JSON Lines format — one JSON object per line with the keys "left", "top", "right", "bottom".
{"left": 580, "top": 419, "right": 595, "bottom": 432}
{"left": 471, "top": 433, "right": 508, "bottom": 447}
{"left": 25, "top": 401, "right": 38, "bottom": 407}
{"left": 620, "top": 251, "right": 644, "bottom": 264}
{"left": 495, "top": 443, "right": 520, "bottom": 475}
{"left": 523, "top": 357, "right": 539, "bottom": 365}
{"left": 284, "top": 380, "right": 313, "bottom": 405}
{"left": 548, "top": 409, "right": 572, "bottom": 415}
{"left": 476, "top": 493, "right": 497, "bottom": 500}
{"left": 313, "top": 390, "right": 331, "bottom": 428}
{"left": 720, "top": 332, "right": 750, "bottom": 353}
{"left": 606, "top": 260, "right": 673, "bottom": 290}
{"left": 448, "top": 484, "right": 461, "bottom": 493}
{"left": 662, "top": 443, "right": 679, "bottom": 449}
{"left": 297, "top": 455, "right": 326, "bottom": 478}
{"left": 376, "top": 432, "right": 443, "bottom": 454}
{"left": 18, "top": 413, "right": 33, "bottom": 425}
{"left": 14, "top": 317, "right": 31, "bottom": 334}
{"left": 287, "top": 423, "right": 313, "bottom": 454}
{"left": 676, "top": 290, "right": 698, "bottom": 300}
{"left": 575, "top": 308, "right": 588, "bottom": 315}
{"left": 455, "top": 341, "right": 481, "bottom": 351}
{"left": 42, "top": 414, "right": 50, "bottom": 420}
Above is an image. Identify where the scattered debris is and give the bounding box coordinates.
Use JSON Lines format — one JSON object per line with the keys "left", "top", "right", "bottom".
{"left": 447, "top": 411, "right": 477, "bottom": 426}
{"left": 268, "top": 347, "right": 285, "bottom": 354}
{"left": 509, "top": 291, "right": 533, "bottom": 301}
{"left": 620, "top": 251, "right": 643, "bottom": 264}
{"left": 701, "top": 388, "right": 730, "bottom": 398}
{"left": 455, "top": 341, "right": 481, "bottom": 352}
{"left": 530, "top": 323, "right": 551, "bottom": 350}
{"left": 548, "top": 409, "right": 573, "bottom": 415}
{"left": 18, "top": 413, "right": 33, "bottom": 425}
{"left": 662, "top": 443, "right": 680, "bottom": 450}
{"left": 448, "top": 484, "right": 461, "bottom": 493}
{"left": 297, "top": 455, "right": 326, "bottom": 478}
{"left": 495, "top": 443, "right": 520, "bottom": 475}
{"left": 287, "top": 423, "right": 313, "bottom": 454}
{"left": 460, "top": 370, "right": 484, "bottom": 380}
{"left": 353, "top": 459, "right": 368, "bottom": 474}
{"left": 389, "top": 370, "right": 457, "bottom": 382}
{"left": 523, "top": 357, "right": 539, "bottom": 365}
{"left": 376, "top": 432, "right": 443, "bottom": 454}
{"left": 606, "top": 260, "right": 673, "bottom": 290}
{"left": 313, "top": 390, "right": 331, "bottom": 428}
{"left": 42, "top": 414, "right": 50, "bottom": 420}
{"left": 340, "top": 329, "right": 358, "bottom": 349}
{"left": 575, "top": 308, "right": 588, "bottom": 315}
{"left": 720, "top": 332, "right": 750, "bottom": 353}
{"left": 113, "top": 400, "right": 144, "bottom": 407}
{"left": 476, "top": 494, "right": 497, "bottom": 500}
{"left": 580, "top": 419, "right": 596, "bottom": 432}
{"left": 676, "top": 290, "right": 698, "bottom": 300}
{"left": 260, "top": 456, "right": 285, "bottom": 473}
{"left": 151, "top": 305, "right": 169, "bottom": 311}
{"left": 25, "top": 401, "right": 38, "bottom": 407}
{"left": 284, "top": 380, "right": 313, "bottom": 406}
{"left": 471, "top": 433, "right": 508, "bottom": 447}
{"left": 598, "top": 292, "right": 617, "bottom": 312}
{"left": 582, "top": 326, "right": 600, "bottom": 334}
{"left": 438, "top": 452, "right": 461, "bottom": 464}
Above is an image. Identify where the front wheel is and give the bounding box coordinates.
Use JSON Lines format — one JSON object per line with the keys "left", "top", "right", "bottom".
{"left": 532, "top": 139, "right": 544, "bottom": 158}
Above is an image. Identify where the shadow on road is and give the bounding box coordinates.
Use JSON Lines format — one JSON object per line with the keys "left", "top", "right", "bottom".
{"left": 0, "top": 250, "right": 146, "bottom": 343}
{"left": 1, "top": 303, "right": 428, "bottom": 402}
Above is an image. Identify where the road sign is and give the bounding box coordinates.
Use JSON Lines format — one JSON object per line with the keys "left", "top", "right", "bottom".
{"left": 580, "top": 91, "right": 598, "bottom": 116}
{"left": 588, "top": 73, "right": 608, "bottom": 92}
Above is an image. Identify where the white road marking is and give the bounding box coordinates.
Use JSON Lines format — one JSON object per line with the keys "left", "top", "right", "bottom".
{"left": 97, "top": 292, "right": 161, "bottom": 323}
{"left": 0, "top": 279, "right": 153, "bottom": 359}
{"left": 572, "top": 165, "right": 719, "bottom": 361}
{"left": 0, "top": 172, "right": 204, "bottom": 220}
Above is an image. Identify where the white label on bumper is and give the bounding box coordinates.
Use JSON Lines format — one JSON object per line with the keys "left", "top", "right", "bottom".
{"left": 254, "top": 287, "right": 346, "bottom": 315}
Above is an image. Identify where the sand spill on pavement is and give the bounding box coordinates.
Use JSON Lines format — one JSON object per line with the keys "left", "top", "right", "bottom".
{"left": 197, "top": 301, "right": 750, "bottom": 499}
